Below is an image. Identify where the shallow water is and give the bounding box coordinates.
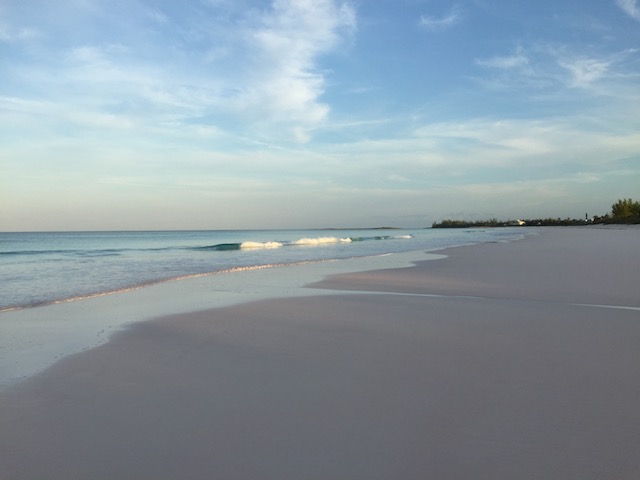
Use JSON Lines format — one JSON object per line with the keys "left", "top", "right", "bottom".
{"left": 1, "top": 227, "right": 525, "bottom": 311}
{"left": 0, "top": 227, "right": 529, "bottom": 388}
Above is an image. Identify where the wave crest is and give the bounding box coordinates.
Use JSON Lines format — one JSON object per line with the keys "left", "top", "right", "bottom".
{"left": 292, "top": 237, "right": 352, "bottom": 246}
{"left": 198, "top": 233, "right": 412, "bottom": 253}
{"left": 240, "top": 241, "right": 284, "bottom": 250}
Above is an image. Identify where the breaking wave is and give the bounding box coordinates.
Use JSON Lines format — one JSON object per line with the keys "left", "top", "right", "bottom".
{"left": 240, "top": 241, "right": 284, "bottom": 249}
{"left": 197, "top": 234, "right": 411, "bottom": 252}
{"left": 292, "top": 237, "right": 352, "bottom": 246}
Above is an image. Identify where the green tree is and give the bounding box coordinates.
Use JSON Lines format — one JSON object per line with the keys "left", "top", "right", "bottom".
{"left": 611, "top": 198, "right": 640, "bottom": 217}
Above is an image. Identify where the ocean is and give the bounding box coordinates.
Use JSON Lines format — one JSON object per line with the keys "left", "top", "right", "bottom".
{"left": 1, "top": 227, "right": 526, "bottom": 312}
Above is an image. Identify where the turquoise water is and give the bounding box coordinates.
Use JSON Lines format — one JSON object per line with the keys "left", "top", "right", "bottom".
{"left": 1, "top": 228, "right": 525, "bottom": 311}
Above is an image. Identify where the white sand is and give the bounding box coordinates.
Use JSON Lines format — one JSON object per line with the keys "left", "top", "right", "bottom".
{"left": 1, "top": 227, "right": 639, "bottom": 479}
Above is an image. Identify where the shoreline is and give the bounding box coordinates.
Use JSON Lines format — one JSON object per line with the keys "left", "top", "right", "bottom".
{"left": 0, "top": 227, "right": 534, "bottom": 314}
{"left": 309, "top": 226, "right": 639, "bottom": 307}
{"left": 0, "top": 248, "right": 448, "bottom": 389}
{"left": 1, "top": 227, "right": 639, "bottom": 479}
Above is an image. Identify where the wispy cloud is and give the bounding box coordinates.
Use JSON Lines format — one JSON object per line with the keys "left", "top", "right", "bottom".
{"left": 474, "top": 43, "right": 639, "bottom": 95}
{"left": 617, "top": 0, "right": 640, "bottom": 20}
{"left": 419, "top": 5, "right": 462, "bottom": 31}
{"left": 0, "top": 0, "right": 356, "bottom": 146}
{"left": 237, "top": 0, "right": 356, "bottom": 141}
{"left": 557, "top": 56, "right": 612, "bottom": 87}
{"left": 2, "top": 0, "right": 639, "bottom": 229}
{"left": 476, "top": 49, "right": 529, "bottom": 70}
{"left": 0, "top": 20, "right": 40, "bottom": 42}
{"left": 473, "top": 46, "right": 554, "bottom": 92}
{"left": 552, "top": 47, "right": 640, "bottom": 91}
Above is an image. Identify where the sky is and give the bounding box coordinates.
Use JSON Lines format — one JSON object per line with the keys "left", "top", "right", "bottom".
{"left": 1, "top": 0, "right": 639, "bottom": 230}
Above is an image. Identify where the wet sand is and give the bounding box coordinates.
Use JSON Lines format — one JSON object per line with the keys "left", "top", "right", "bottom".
{"left": 1, "top": 227, "right": 639, "bottom": 479}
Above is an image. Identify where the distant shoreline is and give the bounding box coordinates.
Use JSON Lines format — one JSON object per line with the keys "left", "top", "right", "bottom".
{"left": 432, "top": 217, "right": 640, "bottom": 228}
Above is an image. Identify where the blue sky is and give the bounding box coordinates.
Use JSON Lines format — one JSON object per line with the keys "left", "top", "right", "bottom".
{"left": 1, "top": 0, "right": 639, "bottom": 230}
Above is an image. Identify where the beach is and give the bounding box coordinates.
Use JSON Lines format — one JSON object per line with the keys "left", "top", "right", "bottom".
{"left": 1, "top": 227, "right": 639, "bottom": 479}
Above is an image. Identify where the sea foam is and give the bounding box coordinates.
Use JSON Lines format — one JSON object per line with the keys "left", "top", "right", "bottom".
{"left": 240, "top": 241, "right": 284, "bottom": 249}
{"left": 292, "top": 237, "right": 352, "bottom": 246}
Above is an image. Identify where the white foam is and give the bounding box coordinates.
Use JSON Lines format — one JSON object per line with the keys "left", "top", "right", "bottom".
{"left": 239, "top": 241, "right": 283, "bottom": 249}
{"left": 292, "top": 236, "right": 352, "bottom": 246}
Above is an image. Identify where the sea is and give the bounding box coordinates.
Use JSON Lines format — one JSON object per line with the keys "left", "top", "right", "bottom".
{"left": 1, "top": 227, "right": 527, "bottom": 312}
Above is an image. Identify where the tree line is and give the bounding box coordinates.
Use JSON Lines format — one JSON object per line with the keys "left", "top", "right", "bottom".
{"left": 610, "top": 198, "right": 640, "bottom": 218}
{"left": 432, "top": 198, "right": 640, "bottom": 228}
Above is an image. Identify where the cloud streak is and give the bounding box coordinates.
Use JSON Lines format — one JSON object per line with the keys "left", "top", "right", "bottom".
{"left": 476, "top": 48, "right": 529, "bottom": 70}
{"left": 420, "top": 5, "right": 462, "bottom": 31}
{"left": 557, "top": 56, "right": 611, "bottom": 87}
{"left": 473, "top": 43, "right": 640, "bottom": 97}
{"left": 617, "top": 0, "right": 640, "bottom": 19}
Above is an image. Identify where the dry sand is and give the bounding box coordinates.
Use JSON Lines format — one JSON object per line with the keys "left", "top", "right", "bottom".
{"left": 1, "top": 227, "right": 639, "bottom": 479}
